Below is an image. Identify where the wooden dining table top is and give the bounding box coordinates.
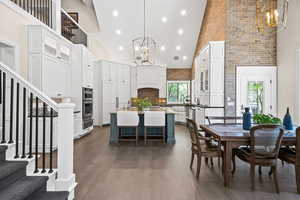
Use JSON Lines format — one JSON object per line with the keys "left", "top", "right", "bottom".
{"left": 200, "top": 124, "right": 297, "bottom": 142}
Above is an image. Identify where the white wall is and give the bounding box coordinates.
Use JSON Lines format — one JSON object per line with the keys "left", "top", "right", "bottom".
{"left": 87, "top": 34, "right": 111, "bottom": 60}
{"left": 277, "top": 0, "right": 300, "bottom": 123}
{"left": 0, "top": 2, "right": 40, "bottom": 78}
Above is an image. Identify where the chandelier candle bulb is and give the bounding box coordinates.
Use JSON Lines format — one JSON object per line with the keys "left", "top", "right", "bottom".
{"left": 132, "top": 0, "right": 157, "bottom": 65}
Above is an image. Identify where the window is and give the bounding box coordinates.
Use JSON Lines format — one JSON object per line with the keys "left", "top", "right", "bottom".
{"left": 247, "top": 81, "right": 264, "bottom": 114}
{"left": 167, "top": 81, "right": 190, "bottom": 103}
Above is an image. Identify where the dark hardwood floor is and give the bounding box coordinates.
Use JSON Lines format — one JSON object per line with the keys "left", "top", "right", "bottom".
{"left": 50, "top": 125, "right": 300, "bottom": 200}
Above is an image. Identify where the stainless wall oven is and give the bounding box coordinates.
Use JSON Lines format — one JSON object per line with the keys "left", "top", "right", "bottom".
{"left": 82, "top": 88, "right": 93, "bottom": 129}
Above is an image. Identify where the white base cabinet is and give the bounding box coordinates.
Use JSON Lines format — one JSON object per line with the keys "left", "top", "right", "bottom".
{"left": 94, "top": 60, "right": 131, "bottom": 125}
{"left": 73, "top": 112, "right": 82, "bottom": 139}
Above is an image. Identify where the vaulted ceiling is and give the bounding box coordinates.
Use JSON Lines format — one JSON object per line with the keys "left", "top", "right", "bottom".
{"left": 92, "top": 0, "right": 207, "bottom": 68}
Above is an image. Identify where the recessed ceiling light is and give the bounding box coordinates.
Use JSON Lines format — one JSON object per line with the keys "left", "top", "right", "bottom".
{"left": 161, "top": 16, "right": 168, "bottom": 23}
{"left": 183, "top": 56, "right": 188, "bottom": 60}
{"left": 180, "top": 9, "right": 187, "bottom": 16}
{"left": 115, "top": 29, "right": 122, "bottom": 35}
{"left": 112, "top": 10, "right": 119, "bottom": 17}
{"left": 160, "top": 46, "right": 166, "bottom": 51}
{"left": 118, "top": 46, "right": 124, "bottom": 51}
{"left": 178, "top": 28, "right": 184, "bottom": 35}
{"left": 176, "top": 45, "right": 181, "bottom": 51}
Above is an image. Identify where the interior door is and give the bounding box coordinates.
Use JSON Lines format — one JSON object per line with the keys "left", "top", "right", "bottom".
{"left": 236, "top": 66, "right": 277, "bottom": 116}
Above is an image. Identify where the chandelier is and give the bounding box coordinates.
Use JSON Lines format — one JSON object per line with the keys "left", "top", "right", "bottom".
{"left": 256, "top": 0, "right": 289, "bottom": 33}
{"left": 132, "top": 0, "right": 157, "bottom": 65}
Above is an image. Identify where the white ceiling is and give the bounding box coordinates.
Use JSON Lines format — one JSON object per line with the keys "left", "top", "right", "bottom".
{"left": 92, "top": 0, "right": 207, "bottom": 68}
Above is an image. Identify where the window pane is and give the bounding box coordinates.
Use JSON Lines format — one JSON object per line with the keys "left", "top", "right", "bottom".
{"left": 178, "top": 83, "right": 188, "bottom": 102}
{"left": 248, "top": 81, "right": 264, "bottom": 114}
{"left": 167, "top": 82, "right": 189, "bottom": 103}
{"left": 168, "top": 83, "right": 178, "bottom": 102}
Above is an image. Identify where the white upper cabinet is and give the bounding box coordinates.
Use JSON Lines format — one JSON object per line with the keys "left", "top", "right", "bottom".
{"left": 94, "top": 60, "right": 132, "bottom": 125}
{"left": 118, "top": 64, "right": 131, "bottom": 104}
{"left": 82, "top": 47, "right": 94, "bottom": 89}
{"left": 194, "top": 41, "right": 224, "bottom": 107}
{"left": 71, "top": 44, "right": 95, "bottom": 113}
{"left": 28, "top": 25, "right": 72, "bottom": 98}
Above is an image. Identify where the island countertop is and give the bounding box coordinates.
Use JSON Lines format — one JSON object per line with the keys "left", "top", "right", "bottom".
{"left": 110, "top": 107, "right": 176, "bottom": 114}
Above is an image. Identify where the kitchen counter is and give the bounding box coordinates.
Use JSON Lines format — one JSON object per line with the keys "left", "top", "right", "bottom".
{"left": 110, "top": 107, "right": 176, "bottom": 114}
{"left": 109, "top": 108, "right": 176, "bottom": 144}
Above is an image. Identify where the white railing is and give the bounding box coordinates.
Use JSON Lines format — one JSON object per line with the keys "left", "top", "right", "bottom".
{"left": 0, "top": 62, "right": 76, "bottom": 198}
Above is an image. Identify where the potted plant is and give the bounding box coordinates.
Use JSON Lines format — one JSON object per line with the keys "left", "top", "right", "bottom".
{"left": 253, "top": 113, "right": 282, "bottom": 125}
{"left": 136, "top": 98, "right": 152, "bottom": 111}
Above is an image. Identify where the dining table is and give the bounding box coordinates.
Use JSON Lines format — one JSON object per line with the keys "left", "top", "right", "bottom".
{"left": 200, "top": 124, "right": 298, "bottom": 188}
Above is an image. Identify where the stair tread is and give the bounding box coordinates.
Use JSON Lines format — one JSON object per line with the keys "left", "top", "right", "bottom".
{"left": 0, "top": 161, "right": 27, "bottom": 180}
{"left": 30, "top": 191, "right": 69, "bottom": 200}
{"left": 0, "top": 176, "right": 48, "bottom": 200}
{"left": 0, "top": 146, "right": 7, "bottom": 153}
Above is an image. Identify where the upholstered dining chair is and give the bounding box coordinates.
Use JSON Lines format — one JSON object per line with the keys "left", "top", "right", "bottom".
{"left": 231, "top": 125, "right": 284, "bottom": 193}
{"left": 205, "top": 116, "right": 243, "bottom": 166}
{"left": 278, "top": 127, "right": 300, "bottom": 193}
{"left": 205, "top": 116, "right": 243, "bottom": 125}
{"left": 186, "top": 118, "right": 223, "bottom": 179}
{"left": 144, "top": 111, "right": 166, "bottom": 144}
{"left": 117, "top": 111, "right": 139, "bottom": 145}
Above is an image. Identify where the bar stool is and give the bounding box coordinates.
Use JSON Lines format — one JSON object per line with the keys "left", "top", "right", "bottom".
{"left": 144, "top": 111, "right": 166, "bottom": 144}
{"left": 117, "top": 111, "right": 139, "bottom": 145}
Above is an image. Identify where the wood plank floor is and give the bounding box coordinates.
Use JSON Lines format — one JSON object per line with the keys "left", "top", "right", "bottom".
{"left": 71, "top": 125, "right": 299, "bottom": 200}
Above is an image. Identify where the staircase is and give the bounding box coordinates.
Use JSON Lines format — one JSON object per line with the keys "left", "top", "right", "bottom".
{"left": 0, "top": 62, "right": 76, "bottom": 199}
{"left": 0, "top": 146, "right": 68, "bottom": 200}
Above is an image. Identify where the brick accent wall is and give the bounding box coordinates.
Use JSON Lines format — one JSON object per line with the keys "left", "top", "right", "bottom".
{"left": 224, "top": 0, "right": 277, "bottom": 116}
{"left": 192, "top": 0, "right": 226, "bottom": 79}
{"left": 167, "top": 69, "right": 191, "bottom": 81}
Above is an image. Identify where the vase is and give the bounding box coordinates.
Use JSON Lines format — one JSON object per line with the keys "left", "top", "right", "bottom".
{"left": 283, "top": 107, "right": 293, "bottom": 130}
{"left": 243, "top": 107, "right": 251, "bottom": 130}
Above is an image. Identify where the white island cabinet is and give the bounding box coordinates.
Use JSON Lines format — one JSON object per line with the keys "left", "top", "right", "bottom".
{"left": 27, "top": 25, "right": 72, "bottom": 98}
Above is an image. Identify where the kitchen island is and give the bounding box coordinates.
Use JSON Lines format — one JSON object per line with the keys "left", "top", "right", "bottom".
{"left": 110, "top": 107, "right": 176, "bottom": 144}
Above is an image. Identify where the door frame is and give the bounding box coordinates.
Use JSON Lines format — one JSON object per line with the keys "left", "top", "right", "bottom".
{"left": 297, "top": 49, "right": 300, "bottom": 124}
{"left": 236, "top": 65, "right": 277, "bottom": 116}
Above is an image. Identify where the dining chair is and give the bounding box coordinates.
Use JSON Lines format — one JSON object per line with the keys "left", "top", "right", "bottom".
{"left": 278, "top": 127, "right": 300, "bottom": 193}
{"left": 186, "top": 118, "right": 223, "bottom": 179}
{"left": 231, "top": 125, "right": 284, "bottom": 193}
{"left": 205, "top": 116, "right": 243, "bottom": 125}
{"left": 144, "top": 111, "right": 165, "bottom": 144}
{"left": 117, "top": 111, "right": 139, "bottom": 145}
{"left": 204, "top": 116, "right": 242, "bottom": 166}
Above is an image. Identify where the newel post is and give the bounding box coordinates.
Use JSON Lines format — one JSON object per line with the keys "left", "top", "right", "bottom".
{"left": 54, "top": 0, "right": 62, "bottom": 34}
{"left": 55, "top": 103, "right": 76, "bottom": 199}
